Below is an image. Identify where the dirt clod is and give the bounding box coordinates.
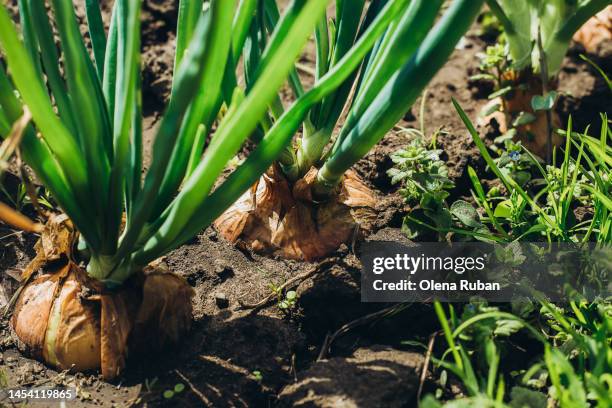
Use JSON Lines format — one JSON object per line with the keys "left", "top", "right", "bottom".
{"left": 215, "top": 292, "right": 229, "bottom": 309}
{"left": 277, "top": 346, "right": 424, "bottom": 408}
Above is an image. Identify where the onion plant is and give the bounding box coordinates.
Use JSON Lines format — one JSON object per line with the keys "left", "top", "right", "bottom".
{"left": 0, "top": 0, "right": 406, "bottom": 378}
{"left": 486, "top": 0, "right": 610, "bottom": 76}
{"left": 479, "top": 0, "right": 609, "bottom": 159}
{"left": 215, "top": 0, "right": 485, "bottom": 260}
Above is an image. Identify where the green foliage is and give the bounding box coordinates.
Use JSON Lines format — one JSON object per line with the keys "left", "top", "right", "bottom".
{"left": 410, "top": 103, "right": 611, "bottom": 407}
{"left": 388, "top": 135, "right": 462, "bottom": 239}
{"left": 279, "top": 290, "right": 298, "bottom": 310}
{"left": 402, "top": 102, "right": 611, "bottom": 244}
{"left": 0, "top": 180, "right": 53, "bottom": 213}
{"left": 426, "top": 296, "right": 611, "bottom": 407}
{"left": 478, "top": 9, "right": 504, "bottom": 39}
{"left": 479, "top": 43, "right": 508, "bottom": 75}
{"left": 486, "top": 0, "right": 610, "bottom": 75}
{"left": 0, "top": 0, "right": 378, "bottom": 283}
{"left": 252, "top": 370, "right": 264, "bottom": 382}
{"left": 538, "top": 296, "right": 612, "bottom": 406}
{"left": 450, "top": 200, "right": 481, "bottom": 229}
{"left": 388, "top": 137, "right": 453, "bottom": 203}
{"left": 508, "top": 386, "right": 547, "bottom": 408}
{"left": 0, "top": 0, "right": 489, "bottom": 279}
{"left": 297, "top": 0, "right": 485, "bottom": 195}
{"left": 494, "top": 140, "right": 535, "bottom": 187}
{"left": 471, "top": 44, "right": 532, "bottom": 153}
{"left": 269, "top": 281, "right": 299, "bottom": 315}
{"left": 531, "top": 91, "right": 558, "bottom": 112}
{"left": 162, "top": 383, "right": 185, "bottom": 399}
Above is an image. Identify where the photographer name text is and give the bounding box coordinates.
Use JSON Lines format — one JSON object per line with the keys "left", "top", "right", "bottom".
{"left": 370, "top": 254, "right": 500, "bottom": 292}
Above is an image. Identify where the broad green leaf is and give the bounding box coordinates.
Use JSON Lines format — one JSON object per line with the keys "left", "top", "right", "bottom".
{"left": 512, "top": 111, "right": 536, "bottom": 127}
{"left": 531, "top": 91, "right": 557, "bottom": 111}
{"left": 450, "top": 200, "right": 482, "bottom": 228}
{"left": 494, "top": 200, "right": 513, "bottom": 219}
{"left": 425, "top": 208, "right": 452, "bottom": 230}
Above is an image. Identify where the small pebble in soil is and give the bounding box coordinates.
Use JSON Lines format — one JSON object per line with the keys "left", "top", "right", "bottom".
{"left": 337, "top": 243, "right": 349, "bottom": 255}
{"left": 215, "top": 292, "right": 229, "bottom": 309}
{"left": 213, "top": 259, "right": 234, "bottom": 282}
{"left": 403, "top": 107, "right": 416, "bottom": 121}
{"left": 186, "top": 268, "right": 206, "bottom": 286}
{"left": 207, "top": 229, "right": 218, "bottom": 241}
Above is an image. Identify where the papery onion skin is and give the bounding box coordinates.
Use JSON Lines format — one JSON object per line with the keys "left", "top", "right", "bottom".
{"left": 11, "top": 274, "right": 60, "bottom": 359}
{"left": 43, "top": 265, "right": 102, "bottom": 372}
{"left": 10, "top": 261, "right": 194, "bottom": 380}
{"left": 215, "top": 166, "right": 378, "bottom": 261}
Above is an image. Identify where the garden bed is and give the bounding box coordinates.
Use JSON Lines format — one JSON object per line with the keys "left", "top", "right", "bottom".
{"left": 0, "top": 1, "right": 610, "bottom": 407}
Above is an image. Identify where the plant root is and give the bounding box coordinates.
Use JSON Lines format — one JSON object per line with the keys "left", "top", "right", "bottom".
{"left": 317, "top": 304, "right": 411, "bottom": 361}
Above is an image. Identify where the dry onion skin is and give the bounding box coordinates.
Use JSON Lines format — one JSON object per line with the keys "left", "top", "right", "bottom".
{"left": 10, "top": 217, "right": 194, "bottom": 380}
{"left": 573, "top": 6, "right": 611, "bottom": 53}
{"left": 215, "top": 166, "right": 378, "bottom": 261}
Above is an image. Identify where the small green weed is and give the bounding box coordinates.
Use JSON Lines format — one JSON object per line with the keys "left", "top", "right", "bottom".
{"left": 269, "top": 282, "right": 300, "bottom": 316}
{"left": 397, "top": 103, "right": 611, "bottom": 244}
{"left": 425, "top": 295, "right": 611, "bottom": 407}
{"left": 407, "top": 103, "right": 611, "bottom": 407}
{"left": 388, "top": 134, "right": 457, "bottom": 240}
{"left": 163, "top": 383, "right": 185, "bottom": 399}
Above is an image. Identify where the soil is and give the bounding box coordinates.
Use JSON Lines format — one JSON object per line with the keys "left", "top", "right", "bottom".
{"left": 1, "top": 2, "right": 610, "bottom": 407}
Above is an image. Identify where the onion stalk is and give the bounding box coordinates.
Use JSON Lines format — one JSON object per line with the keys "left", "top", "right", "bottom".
{"left": 216, "top": 0, "right": 486, "bottom": 260}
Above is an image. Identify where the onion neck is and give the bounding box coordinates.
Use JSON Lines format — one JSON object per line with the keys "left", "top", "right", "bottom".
{"left": 312, "top": 165, "right": 342, "bottom": 199}
{"left": 297, "top": 127, "right": 332, "bottom": 178}
{"left": 86, "top": 254, "right": 134, "bottom": 286}
{"left": 86, "top": 254, "right": 116, "bottom": 280}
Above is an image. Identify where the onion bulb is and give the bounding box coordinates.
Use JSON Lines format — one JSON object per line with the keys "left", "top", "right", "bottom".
{"left": 10, "top": 217, "right": 193, "bottom": 380}
{"left": 215, "top": 166, "right": 378, "bottom": 261}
